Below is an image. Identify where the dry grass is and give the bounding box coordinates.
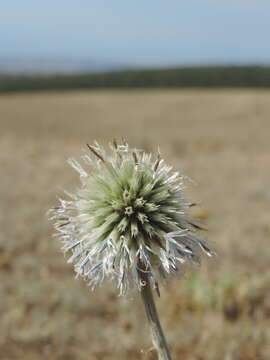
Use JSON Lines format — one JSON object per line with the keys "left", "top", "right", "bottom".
{"left": 1, "top": 89, "right": 270, "bottom": 360}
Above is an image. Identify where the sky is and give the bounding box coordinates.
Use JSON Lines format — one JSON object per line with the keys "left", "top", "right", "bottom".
{"left": 0, "top": 0, "right": 270, "bottom": 66}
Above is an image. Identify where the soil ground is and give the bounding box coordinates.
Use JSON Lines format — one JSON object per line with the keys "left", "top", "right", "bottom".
{"left": 1, "top": 89, "right": 270, "bottom": 360}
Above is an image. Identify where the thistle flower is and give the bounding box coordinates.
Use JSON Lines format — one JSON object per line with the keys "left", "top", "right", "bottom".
{"left": 50, "top": 140, "right": 213, "bottom": 296}
{"left": 49, "top": 140, "right": 214, "bottom": 360}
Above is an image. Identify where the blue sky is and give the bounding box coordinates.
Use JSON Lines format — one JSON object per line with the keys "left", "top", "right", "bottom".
{"left": 0, "top": 0, "right": 270, "bottom": 66}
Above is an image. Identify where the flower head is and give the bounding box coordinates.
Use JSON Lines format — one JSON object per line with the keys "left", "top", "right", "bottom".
{"left": 50, "top": 140, "right": 213, "bottom": 295}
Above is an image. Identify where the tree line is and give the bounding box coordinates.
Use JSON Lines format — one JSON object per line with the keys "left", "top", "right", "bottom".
{"left": 1, "top": 66, "right": 270, "bottom": 93}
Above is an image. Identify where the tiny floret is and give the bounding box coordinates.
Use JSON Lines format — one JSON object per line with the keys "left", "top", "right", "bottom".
{"left": 49, "top": 140, "right": 213, "bottom": 295}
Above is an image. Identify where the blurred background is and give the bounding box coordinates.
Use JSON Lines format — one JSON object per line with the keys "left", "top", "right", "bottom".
{"left": 1, "top": 1, "right": 270, "bottom": 360}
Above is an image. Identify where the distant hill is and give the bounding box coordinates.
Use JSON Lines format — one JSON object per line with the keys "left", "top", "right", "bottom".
{"left": 1, "top": 65, "right": 270, "bottom": 92}
{"left": 0, "top": 56, "right": 125, "bottom": 75}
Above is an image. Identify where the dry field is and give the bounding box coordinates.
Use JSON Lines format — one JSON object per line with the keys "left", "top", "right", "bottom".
{"left": 1, "top": 89, "right": 270, "bottom": 360}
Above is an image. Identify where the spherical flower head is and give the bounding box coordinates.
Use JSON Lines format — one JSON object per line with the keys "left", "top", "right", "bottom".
{"left": 50, "top": 140, "right": 213, "bottom": 295}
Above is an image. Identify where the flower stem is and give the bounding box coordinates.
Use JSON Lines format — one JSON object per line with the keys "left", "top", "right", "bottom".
{"left": 139, "top": 269, "right": 172, "bottom": 360}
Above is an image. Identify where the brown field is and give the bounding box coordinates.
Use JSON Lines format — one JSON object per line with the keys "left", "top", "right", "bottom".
{"left": 1, "top": 89, "right": 270, "bottom": 360}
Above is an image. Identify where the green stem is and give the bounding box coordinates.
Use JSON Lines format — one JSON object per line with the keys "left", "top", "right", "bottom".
{"left": 139, "top": 269, "right": 172, "bottom": 360}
